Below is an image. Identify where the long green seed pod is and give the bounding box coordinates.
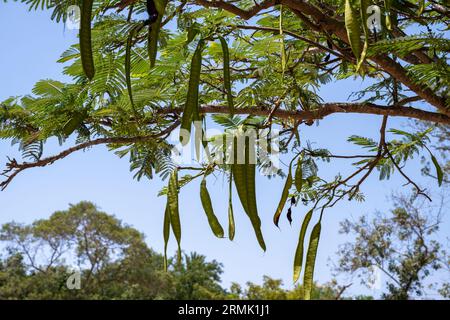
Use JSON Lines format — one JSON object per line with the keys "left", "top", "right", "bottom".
{"left": 62, "top": 112, "right": 85, "bottom": 137}
{"left": 357, "top": 0, "right": 370, "bottom": 72}
{"left": 80, "top": 0, "right": 95, "bottom": 80}
{"left": 231, "top": 134, "right": 266, "bottom": 250}
{"left": 200, "top": 178, "right": 225, "bottom": 238}
{"left": 344, "top": 0, "right": 361, "bottom": 60}
{"left": 163, "top": 202, "right": 171, "bottom": 271}
{"left": 180, "top": 39, "right": 204, "bottom": 145}
{"left": 274, "top": 159, "right": 293, "bottom": 227}
{"left": 218, "top": 36, "right": 234, "bottom": 115}
{"left": 279, "top": 5, "right": 286, "bottom": 76}
{"left": 228, "top": 171, "right": 235, "bottom": 241}
{"left": 148, "top": 0, "right": 168, "bottom": 67}
{"left": 294, "top": 155, "right": 303, "bottom": 193}
{"left": 125, "top": 28, "right": 135, "bottom": 108}
{"left": 293, "top": 209, "right": 313, "bottom": 283}
{"left": 168, "top": 168, "right": 181, "bottom": 262}
{"left": 303, "top": 221, "right": 322, "bottom": 300}
{"left": 384, "top": 0, "right": 392, "bottom": 30}
{"left": 246, "top": 160, "right": 266, "bottom": 250}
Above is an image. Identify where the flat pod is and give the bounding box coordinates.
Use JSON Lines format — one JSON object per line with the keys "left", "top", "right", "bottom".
{"left": 168, "top": 169, "right": 182, "bottom": 261}
{"left": 273, "top": 161, "right": 293, "bottom": 227}
{"left": 303, "top": 221, "right": 322, "bottom": 299}
{"left": 80, "top": 0, "right": 95, "bottom": 80}
{"left": 180, "top": 40, "right": 204, "bottom": 145}
{"left": 125, "top": 28, "right": 135, "bottom": 108}
{"left": 200, "top": 178, "right": 225, "bottom": 238}
{"left": 228, "top": 172, "right": 235, "bottom": 241}
{"left": 232, "top": 134, "right": 265, "bottom": 250}
{"left": 148, "top": 0, "right": 168, "bottom": 67}
{"left": 344, "top": 0, "right": 361, "bottom": 60}
{"left": 293, "top": 209, "right": 313, "bottom": 283}
{"left": 219, "top": 37, "right": 234, "bottom": 114}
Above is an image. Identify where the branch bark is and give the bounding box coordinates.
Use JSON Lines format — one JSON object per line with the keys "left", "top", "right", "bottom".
{"left": 161, "top": 103, "right": 450, "bottom": 124}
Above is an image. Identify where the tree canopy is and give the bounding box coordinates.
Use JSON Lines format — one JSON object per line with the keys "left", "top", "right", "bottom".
{"left": 0, "top": 202, "right": 226, "bottom": 299}
{"left": 0, "top": 201, "right": 353, "bottom": 300}
{"left": 335, "top": 193, "right": 449, "bottom": 299}
{"left": 0, "top": 0, "right": 449, "bottom": 299}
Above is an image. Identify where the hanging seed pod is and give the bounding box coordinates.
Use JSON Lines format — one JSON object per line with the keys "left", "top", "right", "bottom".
{"left": 293, "top": 209, "right": 313, "bottom": 283}
{"left": 80, "top": 0, "right": 95, "bottom": 80}
{"left": 200, "top": 178, "right": 225, "bottom": 238}
{"left": 344, "top": 0, "right": 362, "bottom": 60}
{"left": 180, "top": 40, "right": 204, "bottom": 145}
{"left": 303, "top": 221, "right": 322, "bottom": 300}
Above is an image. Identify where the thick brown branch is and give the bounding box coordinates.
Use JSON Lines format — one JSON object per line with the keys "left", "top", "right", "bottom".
{"left": 160, "top": 103, "right": 450, "bottom": 124}
{"left": 194, "top": 0, "right": 277, "bottom": 20}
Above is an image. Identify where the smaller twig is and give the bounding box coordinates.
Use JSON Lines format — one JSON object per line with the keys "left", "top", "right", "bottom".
{"left": 385, "top": 146, "right": 432, "bottom": 202}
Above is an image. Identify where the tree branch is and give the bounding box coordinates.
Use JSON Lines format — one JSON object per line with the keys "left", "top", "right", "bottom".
{"left": 159, "top": 103, "right": 450, "bottom": 124}
{"left": 0, "top": 121, "right": 180, "bottom": 190}
{"left": 194, "top": 0, "right": 278, "bottom": 20}
{"left": 194, "top": 0, "right": 448, "bottom": 114}
{"left": 233, "top": 24, "right": 345, "bottom": 59}
{"left": 385, "top": 146, "right": 432, "bottom": 201}
{"left": 280, "top": 0, "right": 449, "bottom": 115}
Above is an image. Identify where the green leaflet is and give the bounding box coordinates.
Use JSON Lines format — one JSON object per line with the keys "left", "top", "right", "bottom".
{"left": 148, "top": 0, "right": 168, "bottom": 67}
{"left": 163, "top": 203, "right": 171, "bottom": 271}
{"left": 430, "top": 154, "right": 444, "bottom": 186}
{"left": 125, "top": 29, "right": 135, "bottom": 108}
{"left": 218, "top": 37, "right": 234, "bottom": 115}
{"left": 357, "top": 0, "right": 370, "bottom": 72}
{"left": 294, "top": 155, "right": 303, "bottom": 193}
{"left": 273, "top": 159, "right": 293, "bottom": 227}
{"left": 180, "top": 40, "right": 204, "bottom": 145}
{"left": 303, "top": 221, "right": 322, "bottom": 300}
{"left": 168, "top": 168, "right": 182, "bottom": 262}
{"left": 228, "top": 172, "right": 235, "bottom": 241}
{"left": 200, "top": 178, "right": 225, "bottom": 238}
{"left": 293, "top": 209, "right": 313, "bottom": 283}
{"left": 344, "top": 0, "right": 362, "bottom": 61}
{"left": 80, "top": 0, "right": 95, "bottom": 80}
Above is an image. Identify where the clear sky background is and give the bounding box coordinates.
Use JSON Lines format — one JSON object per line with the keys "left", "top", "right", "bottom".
{"left": 0, "top": 2, "right": 448, "bottom": 298}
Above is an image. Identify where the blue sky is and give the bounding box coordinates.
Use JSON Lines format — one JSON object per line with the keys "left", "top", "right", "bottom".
{"left": 0, "top": 3, "right": 448, "bottom": 298}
